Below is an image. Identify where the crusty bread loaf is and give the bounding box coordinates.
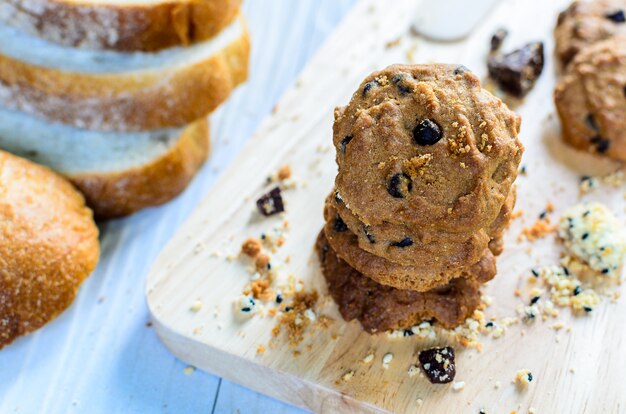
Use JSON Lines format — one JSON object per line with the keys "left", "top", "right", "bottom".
{"left": 0, "top": 16, "right": 250, "bottom": 131}
{"left": 0, "top": 151, "right": 100, "bottom": 349}
{"left": 0, "top": 107, "right": 210, "bottom": 218}
{"left": 0, "top": 0, "right": 241, "bottom": 51}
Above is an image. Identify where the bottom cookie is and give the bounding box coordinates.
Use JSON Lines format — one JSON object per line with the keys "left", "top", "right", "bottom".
{"left": 316, "top": 231, "right": 481, "bottom": 333}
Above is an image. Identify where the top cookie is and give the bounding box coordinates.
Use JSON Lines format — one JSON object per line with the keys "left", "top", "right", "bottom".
{"left": 555, "top": 0, "right": 626, "bottom": 65}
{"left": 333, "top": 64, "right": 523, "bottom": 234}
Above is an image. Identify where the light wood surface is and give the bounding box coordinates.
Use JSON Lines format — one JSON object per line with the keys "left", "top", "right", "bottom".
{"left": 146, "top": 0, "right": 626, "bottom": 412}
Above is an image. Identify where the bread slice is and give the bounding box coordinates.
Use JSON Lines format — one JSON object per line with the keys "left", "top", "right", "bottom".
{"left": 0, "top": 0, "right": 241, "bottom": 51}
{"left": 0, "top": 107, "right": 210, "bottom": 218}
{"left": 0, "top": 16, "right": 249, "bottom": 132}
{"left": 0, "top": 150, "right": 99, "bottom": 349}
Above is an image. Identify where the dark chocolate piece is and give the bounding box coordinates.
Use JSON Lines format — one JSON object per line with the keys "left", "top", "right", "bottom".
{"left": 605, "top": 10, "right": 625, "bottom": 23}
{"left": 340, "top": 135, "right": 353, "bottom": 154}
{"left": 363, "top": 225, "right": 376, "bottom": 243}
{"left": 363, "top": 80, "right": 379, "bottom": 96}
{"left": 585, "top": 113, "right": 598, "bottom": 131}
{"left": 418, "top": 347, "right": 456, "bottom": 384}
{"left": 392, "top": 74, "right": 411, "bottom": 94}
{"left": 256, "top": 187, "right": 285, "bottom": 216}
{"left": 387, "top": 173, "right": 412, "bottom": 198}
{"left": 590, "top": 136, "right": 610, "bottom": 153}
{"left": 390, "top": 237, "right": 413, "bottom": 248}
{"left": 333, "top": 215, "right": 348, "bottom": 232}
{"left": 488, "top": 42, "right": 544, "bottom": 97}
{"left": 490, "top": 28, "right": 508, "bottom": 51}
{"left": 413, "top": 119, "right": 443, "bottom": 146}
{"left": 453, "top": 65, "right": 470, "bottom": 75}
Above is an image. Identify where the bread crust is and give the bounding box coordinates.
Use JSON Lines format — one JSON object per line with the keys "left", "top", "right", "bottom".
{"left": 1, "top": 0, "right": 241, "bottom": 52}
{"left": 0, "top": 19, "right": 250, "bottom": 131}
{"left": 0, "top": 151, "right": 99, "bottom": 349}
{"left": 69, "top": 118, "right": 210, "bottom": 218}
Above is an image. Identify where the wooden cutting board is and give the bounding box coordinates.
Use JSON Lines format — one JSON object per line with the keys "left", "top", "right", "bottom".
{"left": 146, "top": 0, "right": 626, "bottom": 412}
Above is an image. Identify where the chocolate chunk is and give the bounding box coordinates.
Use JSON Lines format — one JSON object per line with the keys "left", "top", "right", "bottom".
{"left": 363, "top": 225, "right": 376, "bottom": 243}
{"left": 585, "top": 113, "right": 598, "bottom": 131}
{"left": 453, "top": 65, "right": 470, "bottom": 75}
{"left": 487, "top": 42, "right": 544, "bottom": 97}
{"left": 390, "top": 237, "right": 413, "bottom": 248}
{"left": 387, "top": 173, "right": 412, "bottom": 198}
{"left": 392, "top": 74, "right": 411, "bottom": 94}
{"left": 413, "top": 119, "right": 442, "bottom": 146}
{"left": 320, "top": 243, "right": 329, "bottom": 262}
{"left": 363, "top": 80, "right": 378, "bottom": 96}
{"left": 418, "top": 347, "right": 456, "bottom": 384}
{"left": 490, "top": 28, "right": 508, "bottom": 51}
{"left": 605, "top": 10, "right": 625, "bottom": 23}
{"left": 334, "top": 190, "right": 343, "bottom": 204}
{"left": 591, "top": 136, "right": 610, "bottom": 153}
{"left": 333, "top": 215, "right": 348, "bottom": 232}
{"left": 256, "top": 187, "right": 284, "bottom": 216}
{"left": 340, "top": 135, "right": 353, "bottom": 154}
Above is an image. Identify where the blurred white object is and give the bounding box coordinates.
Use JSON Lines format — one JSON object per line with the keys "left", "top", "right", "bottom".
{"left": 412, "top": 0, "right": 500, "bottom": 41}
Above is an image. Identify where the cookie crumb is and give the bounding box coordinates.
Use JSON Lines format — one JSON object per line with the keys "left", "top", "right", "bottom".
{"left": 342, "top": 370, "right": 355, "bottom": 382}
{"left": 234, "top": 295, "right": 257, "bottom": 318}
{"left": 521, "top": 216, "right": 557, "bottom": 241}
{"left": 362, "top": 352, "right": 375, "bottom": 364}
{"left": 241, "top": 238, "right": 262, "bottom": 257}
{"left": 277, "top": 165, "right": 292, "bottom": 181}
{"left": 558, "top": 202, "right": 626, "bottom": 277}
{"left": 382, "top": 352, "right": 393, "bottom": 369}
{"left": 256, "top": 345, "right": 266, "bottom": 355}
{"left": 250, "top": 279, "right": 273, "bottom": 301}
{"left": 255, "top": 254, "right": 271, "bottom": 271}
{"left": 189, "top": 300, "right": 203, "bottom": 312}
{"left": 275, "top": 291, "right": 319, "bottom": 346}
{"left": 514, "top": 369, "right": 533, "bottom": 388}
{"left": 451, "top": 381, "right": 465, "bottom": 391}
{"left": 385, "top": 37, "right": 402, "bottom": 49}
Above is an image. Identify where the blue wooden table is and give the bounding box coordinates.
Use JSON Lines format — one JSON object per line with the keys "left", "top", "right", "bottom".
{"left": 0, "top": 1, "right": 356, "bottom": 412}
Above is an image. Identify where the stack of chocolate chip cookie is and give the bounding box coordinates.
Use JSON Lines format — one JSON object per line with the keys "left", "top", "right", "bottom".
{"left": 554, "top": 0, "right": 626, "bottom": 161}
{"left": 316, "top": 64, "right": 524, "bottom": 334}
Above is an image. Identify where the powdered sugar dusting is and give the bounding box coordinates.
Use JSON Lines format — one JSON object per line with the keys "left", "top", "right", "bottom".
{"left": 1, "top": 0, "right": 124, "bottom": 49}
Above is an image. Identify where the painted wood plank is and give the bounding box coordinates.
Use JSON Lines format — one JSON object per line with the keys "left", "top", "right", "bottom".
{"left": 0, "top": 1, "right": 355, "bottom": 413}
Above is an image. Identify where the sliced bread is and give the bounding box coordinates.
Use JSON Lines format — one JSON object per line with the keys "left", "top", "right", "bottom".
{"left": 0, "top": 0, "right": 241, "bottom": 51}
{"left": 0, "top": 107, "right": 210, "bottom": 218}
{"left": 0, "top": 16, "right": 249, "bottom": 131}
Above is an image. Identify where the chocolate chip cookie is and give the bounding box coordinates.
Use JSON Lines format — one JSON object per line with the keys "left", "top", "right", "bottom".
{"left": 331, "top": 187, "right": 515, "bottom": 268}
{"left": 316, "top": 231, "right": 481, "bottom": 332}
{"left": 555, "top": 0, "right": 626, "bottom": 66}
{"left": 333, "top": 64, "right": 523, "bottom": 234}
{"left": 331, "top": 191, "right": 490, "bottom": 268}
{"left": 323, "top": 202, "right": 497, "bottom": 291}
{"left": 554, "top": 36, "right": 626, "bottom": 161}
